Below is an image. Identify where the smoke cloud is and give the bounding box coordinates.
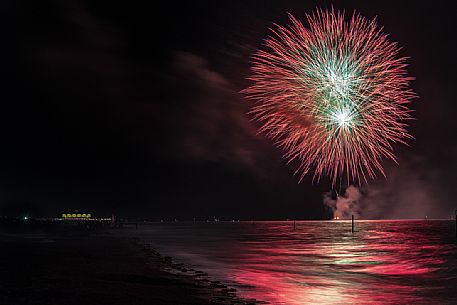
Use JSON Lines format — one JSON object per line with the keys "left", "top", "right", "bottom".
{"left": 322, "top": 153, "right": 454, "bottom": 220}
{"left": 323, "top": 186, "right": 361, "bottom": 219}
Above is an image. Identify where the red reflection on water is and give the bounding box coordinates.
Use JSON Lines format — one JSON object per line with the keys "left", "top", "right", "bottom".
{"left": 227, "top": 221, "right": 454, "bottom": 304}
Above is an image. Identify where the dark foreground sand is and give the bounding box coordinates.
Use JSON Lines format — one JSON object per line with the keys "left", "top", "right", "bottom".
{"left": 0, "top": 227, "right": 259, "bottom": 305}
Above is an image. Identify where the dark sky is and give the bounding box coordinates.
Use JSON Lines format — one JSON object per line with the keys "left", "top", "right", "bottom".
{"left": 2, "top": 1, "right": 456, "bottom": 219}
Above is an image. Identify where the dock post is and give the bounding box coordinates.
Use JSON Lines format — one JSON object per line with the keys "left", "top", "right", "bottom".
{"left": 351, "top": 215, "right": 354, "bottom": 233}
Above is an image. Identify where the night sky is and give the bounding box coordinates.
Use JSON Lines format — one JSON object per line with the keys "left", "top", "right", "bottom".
{"left": 2, "top": 1, "right": 457, "bottom": 219}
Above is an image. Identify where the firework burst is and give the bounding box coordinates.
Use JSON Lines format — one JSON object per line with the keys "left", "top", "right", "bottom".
{"left": 243, "top": 9, "right": 415, "bottom": 185}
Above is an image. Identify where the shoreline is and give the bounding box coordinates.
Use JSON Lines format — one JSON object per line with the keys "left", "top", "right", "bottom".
{"left": 0, "top": 228, "right": 261, "bottom": 305}
{"left": 131, "top": 236, "right": 262, "bottom": 305}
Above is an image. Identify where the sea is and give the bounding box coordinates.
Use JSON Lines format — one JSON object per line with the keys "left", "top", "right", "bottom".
{"left": 129, "top": 220, "right": 457, "bottom": 304}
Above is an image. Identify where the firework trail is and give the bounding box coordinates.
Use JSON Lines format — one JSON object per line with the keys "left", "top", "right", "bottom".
{"left": 243, "top": 9, "right": 415, "bottom": 185}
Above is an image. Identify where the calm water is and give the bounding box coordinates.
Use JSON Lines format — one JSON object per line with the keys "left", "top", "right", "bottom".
{"left": 131, "top": 220, "right": 457, "bottom": 304}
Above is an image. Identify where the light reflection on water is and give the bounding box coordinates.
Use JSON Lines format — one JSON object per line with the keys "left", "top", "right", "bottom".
{"left": 134, "top": 220, "right": 457, "bottom": 304}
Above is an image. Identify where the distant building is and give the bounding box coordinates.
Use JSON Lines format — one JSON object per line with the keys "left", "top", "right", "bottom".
{"left": 61, "top": 213, "right": 92, "bottom": 220}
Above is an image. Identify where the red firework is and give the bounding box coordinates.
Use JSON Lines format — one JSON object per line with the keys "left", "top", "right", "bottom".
{"left": 243, "top": 9, "right": 416, "bottom": 185}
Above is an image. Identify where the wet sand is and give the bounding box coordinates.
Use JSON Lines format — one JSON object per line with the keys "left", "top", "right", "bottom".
{"left": 0, "top": 228, "right": 259, "bottom": 305}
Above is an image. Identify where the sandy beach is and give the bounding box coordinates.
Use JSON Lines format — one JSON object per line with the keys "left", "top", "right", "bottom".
{"left": 0, "top": 226, "right": 259, "bottom": 305}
